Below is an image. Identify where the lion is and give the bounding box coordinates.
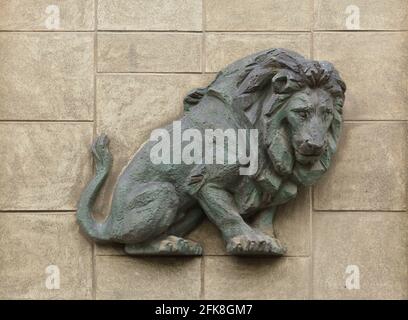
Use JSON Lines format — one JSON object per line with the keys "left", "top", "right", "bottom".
{"left": 77, "top": 48, "right": 346, "bottom": 256}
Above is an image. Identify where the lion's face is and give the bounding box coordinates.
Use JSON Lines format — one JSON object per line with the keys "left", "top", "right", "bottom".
{"left": 285, "top": 87, "right": 334, "bottom": 165}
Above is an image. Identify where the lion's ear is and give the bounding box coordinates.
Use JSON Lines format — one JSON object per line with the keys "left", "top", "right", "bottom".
{"left": 267, "top": 125, "right": 294, "bottom": 176}
{"left": 271, "top": 70, "right": 303, "bottom": 94}
{"left": 271, "top": 73, "right": 289, "bottom": 93}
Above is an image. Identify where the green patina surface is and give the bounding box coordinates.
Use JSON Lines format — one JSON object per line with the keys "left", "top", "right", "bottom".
{"left": 77, "top": 48, "right": 346, "bottom": 256}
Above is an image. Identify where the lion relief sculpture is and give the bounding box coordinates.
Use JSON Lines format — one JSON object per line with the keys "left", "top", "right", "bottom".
{"left": 77, "top": 48, "right": 346, "bottom": 256}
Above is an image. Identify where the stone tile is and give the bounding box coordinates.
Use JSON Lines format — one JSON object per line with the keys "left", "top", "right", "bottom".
{"left": 206, "top": 0, "right": 312, "bottom": 31}
{"left": 314, "top": 122, "right": 406, "bottom": 211}
{"left": 274, "top": 187, "right": 311, "bottom": 256}
{"left": 0, "top": 0, "right": 94, "bottom": 31}
{"left": 0, "top": 33, "right": 94, "bottom": 120}
{"left": 313, "top": 212, "right": 408, "bottom": 299}
{"left": 315, "top": 0, "right": 408, "bottom": 30}
{"left": 95, "top": 256, "right": 201, "bottom": 299}
{"left": 0, "top": 123, "right": 93, "bottom": 210}
{"left": 0, "top": 213, "right": 93, "bottom": 299}
{"left": 98, "top": 0, "right": 202, "bottom": 31}
{"left": 314, "top": 32, "right": 407, "bottom": 120}
{"left": 204, "top": 257, "right": 310, "bottom": 299}
{"left": 97, "top": 33, "right": 202, "bottom": 73}
{"left": 190, "top": 187, "right": 311, "bottom": 257}
{"left": 205, "top": 33, "right": 311, "bottom": 72}
{"left": 94, "top": 74, "right": 214, "bottom": 219}
{"left": 96, "top": 242, "right": 125, "bottom": 256}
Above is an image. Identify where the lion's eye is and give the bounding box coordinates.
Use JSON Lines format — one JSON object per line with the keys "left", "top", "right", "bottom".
{"left": 325, "top": 108, "right": 333, "bottom": 114}
{"left": 296, "top": 110, "right": 308, "bottom": 118}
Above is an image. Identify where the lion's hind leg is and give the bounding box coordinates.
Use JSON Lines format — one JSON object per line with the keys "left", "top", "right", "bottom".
{"left": 120, "top": 184, "right": 203, "bottom": 256}
{"left": 126, "top": 206, "right": 205, "bottom": 256}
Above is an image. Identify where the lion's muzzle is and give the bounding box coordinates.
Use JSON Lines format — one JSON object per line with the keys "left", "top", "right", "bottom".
{"left": 298, "top": 139, "right": 326, "bottom": 156}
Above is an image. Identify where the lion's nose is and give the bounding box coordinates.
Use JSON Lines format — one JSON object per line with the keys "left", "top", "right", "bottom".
{"left": 303, "top": 139, "right": 325, "bottom": 155}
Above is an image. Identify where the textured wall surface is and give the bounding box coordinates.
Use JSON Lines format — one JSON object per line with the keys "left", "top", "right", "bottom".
{"left": 0, "top": 0, "right": 407, "bottom": 300}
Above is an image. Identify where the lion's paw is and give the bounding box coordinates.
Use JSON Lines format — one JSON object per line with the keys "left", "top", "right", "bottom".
{"left": 159, "top": 236, "right": 203, "bottom": 255}
{"left": 226, "top": 234, "right": 286, "bottom": 256}
{"left": 125, "top": 235, "right": 203, "bottom": 256}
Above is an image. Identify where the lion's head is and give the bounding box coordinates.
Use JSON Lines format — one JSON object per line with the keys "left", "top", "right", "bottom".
{"left": 276, "top": 87, "right": 337, "bottom": 164}
{"left": 185, "top": 48, "right": 346, "bottom": 186}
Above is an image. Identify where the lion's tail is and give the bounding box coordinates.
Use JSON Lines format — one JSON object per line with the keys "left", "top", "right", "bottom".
{"left": 76, "top": 134, "right": 112, "bottom": 242}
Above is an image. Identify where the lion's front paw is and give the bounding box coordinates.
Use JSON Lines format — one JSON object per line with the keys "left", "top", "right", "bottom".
{"left": 226, "top": 234, "right": 287, "bottom": 256}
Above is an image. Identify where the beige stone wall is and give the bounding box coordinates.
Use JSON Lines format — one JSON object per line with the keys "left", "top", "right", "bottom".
{"left": 0, "top": 0, "right": 407, "bottom": 300}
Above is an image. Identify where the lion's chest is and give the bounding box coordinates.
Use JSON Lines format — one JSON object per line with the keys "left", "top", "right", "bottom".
{"left": 234, "top": 166, "right": 298, "bottom": 216}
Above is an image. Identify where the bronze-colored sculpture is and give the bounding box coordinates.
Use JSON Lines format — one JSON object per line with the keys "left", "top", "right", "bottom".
{"left": 77, "top": 48, "right": 346, "bottom": 256}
